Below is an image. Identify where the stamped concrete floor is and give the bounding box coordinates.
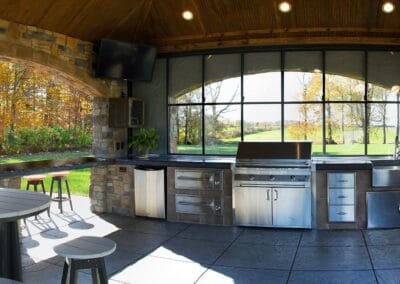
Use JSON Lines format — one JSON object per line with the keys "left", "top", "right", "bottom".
{"left": 20, "top": 196, "right": 400, "bottom": 284}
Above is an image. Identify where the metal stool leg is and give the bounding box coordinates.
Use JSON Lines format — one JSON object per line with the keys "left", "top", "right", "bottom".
{"left": 65, "top": 179, "right": 73, "bottom": 211}
{"left": 58, "top": 178, "right": 63, "bottom": 214}
{"left": 40, "top": 180, "right": 46, "bottom": 194}
{"left": 50, "top": 178, "right": 55, "bottom": 198}
{"left": 61, "top": 260, "right": 69, "bottom": 284}
{"left": 26, "top": 181, "right": 29, "bottom": 190}
{"left": 33, "top": 182, "right": 38, "bottom": 192}
{"left": 97, "top": 258, "right": 107, "bottom": 284}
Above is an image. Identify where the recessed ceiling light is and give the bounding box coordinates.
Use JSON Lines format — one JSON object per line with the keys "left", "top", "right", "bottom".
{"left": 182, "top": 10, "right": 194, "bottom": 21}
{"left": 313, "top": 68, "right": 322, "bottom": 73}
{"left": 279, "top": 1, "right": 291, "bottom": 13}
{"left": 382, "top": 2, "right": 395, "bottom": 13}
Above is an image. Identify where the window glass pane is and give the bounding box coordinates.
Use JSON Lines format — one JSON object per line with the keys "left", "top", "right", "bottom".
{"left": 368, "top": 103, "right": 397, "bottom": 155}
{"left": 244, "top": 52, "right": 281, "bottom": 102}
{"left": 243, "top": 104, "right": 281, "bottom": 141}
{"left": 368, "top": 51, "right": 400, "bottom": 101}
{"left": 284, "top": 104, "right": 323, "bottom": 155}
{"left": 169, "top": 56, "right": 202, "bottom": 104}
{"left": 205, "top": 104, "right": 240, "bottom": 154}
{"left": 284, "top": 51, "right": 322, "bottom": 101}
{"left": 325, "top": 103, "right": 365, "bottom": 155}
{"left": 326, "top": 51, "right": 365, "bottom": 101}
{"left": 205, "top": 54, "right": 241, "bottom": 103}
{"left": 169, "top": 105, "right": 202, "bottom": 154}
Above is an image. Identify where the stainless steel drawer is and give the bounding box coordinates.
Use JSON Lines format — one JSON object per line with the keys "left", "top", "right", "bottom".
{"left": 176, "top": 194, "right": 222, "bottom": 215}
{"left": 328, "top": 173, "right": 355, "bottom": 188}
{"left": 329, "top": 188, "right": 355, "bottom": 205}
{"left": 175, "top": 169, "right": 222, "bottom": 190}
{"left": 329, "top": 205, "right": 355, "bottom": 222}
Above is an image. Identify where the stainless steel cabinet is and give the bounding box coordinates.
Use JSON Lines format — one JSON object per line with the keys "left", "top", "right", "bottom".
{"left": 134, "top": 168, "right": 165, "bottom": 219}
{"left": 234, "top": 186, "right": 311, "bottom": 228}
{"left": 273, "top": 187, "right": 311, "bottom": 228}
{"left": 234, "top": 187, "right": 272, "bottom": 226}
{"left": 328, "top": 172, "right": 355, "bottom": 222}
{"left": 367, "top": 191, "right": 400, "bottom": 228}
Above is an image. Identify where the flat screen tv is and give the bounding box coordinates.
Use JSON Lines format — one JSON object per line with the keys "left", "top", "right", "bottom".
{"left": 95, "top": 38, "right": 157, "bottom": 81}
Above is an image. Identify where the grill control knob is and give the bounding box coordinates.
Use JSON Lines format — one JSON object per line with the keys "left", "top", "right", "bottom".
{"left": 290, "top": 175, "right": 296, "bottom": 181}
{"left": 269, "top": 175, "right": 275, "bottom": 181}
{"left": 249, "top": 175, "right": 255, "bottom": 181}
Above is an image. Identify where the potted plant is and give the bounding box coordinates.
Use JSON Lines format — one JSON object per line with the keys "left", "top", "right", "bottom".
{"left": 129, "top": 128, "right": 159, "bottom": 158}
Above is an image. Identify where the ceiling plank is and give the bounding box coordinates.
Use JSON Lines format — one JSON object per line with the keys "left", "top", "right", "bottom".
{"left": 190, "top": 0, "right": 206, "bottom": 35}
{"left": 105, "top": 0, "right": 146, "bottom": 39}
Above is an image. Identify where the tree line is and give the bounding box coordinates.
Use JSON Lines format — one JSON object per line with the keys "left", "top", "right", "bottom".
{"left": 0, "top": 60, "right": 92, "bottom": 155}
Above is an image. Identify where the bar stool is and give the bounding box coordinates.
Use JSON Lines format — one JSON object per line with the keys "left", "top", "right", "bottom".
{"left": 23, "top": 174, "right": 49, "bottom": 218}
{"left": 24, "top": 174, "right": 46, "bottom": 193}
{"left": 49, "top": 171, "right": 73, "bottom": 213}
{"left": 54, "top": 236, "right": 116, "bottom": 284}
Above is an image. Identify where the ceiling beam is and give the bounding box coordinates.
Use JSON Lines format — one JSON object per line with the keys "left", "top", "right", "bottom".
{"left": 154, "top": 28, "right": 400, "bottom": 53}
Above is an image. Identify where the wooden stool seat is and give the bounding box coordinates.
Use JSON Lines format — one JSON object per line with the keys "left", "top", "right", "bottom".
{"left": 54, "top": 236, "right": 116, "bottom": 284}
{"left": 24, "top": 174, "right": 46, "bottom": 181}
{"left": 49, "top": 171, "right": 70, "bottom": 177}
{"left": 49, "top": 171, "right": 73, "bottom": 213}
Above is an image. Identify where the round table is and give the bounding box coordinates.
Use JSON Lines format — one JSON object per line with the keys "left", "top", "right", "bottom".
{"left": 0, "top": 187, "right": 50, "bottom": 281}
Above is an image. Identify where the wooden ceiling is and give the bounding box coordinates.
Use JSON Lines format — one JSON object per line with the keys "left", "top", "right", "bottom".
{"left": 0, "top": 0, "right": 400, "bottom": 53}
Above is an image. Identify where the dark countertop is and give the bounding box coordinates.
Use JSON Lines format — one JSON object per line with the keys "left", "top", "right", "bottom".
{"left": 312, "top": 157, "right": 373, "bottom": 170}
{"left": 116, "top": 155, "right": 235, "bottom": 169}
{"left": 0, "top": 155, "right": 396, "bottom": 178}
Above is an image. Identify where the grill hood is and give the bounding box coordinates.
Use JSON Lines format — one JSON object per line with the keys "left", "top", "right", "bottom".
{"left": 235, "top": 142, "right": 312, "bottom": 168}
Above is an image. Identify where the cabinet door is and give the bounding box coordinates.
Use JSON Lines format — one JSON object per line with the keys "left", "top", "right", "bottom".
{"left": 234, "top": 187, "right": 272, "bottom": 226}
{"left": 273, "top": 187, "right": 311, "bottom": 228}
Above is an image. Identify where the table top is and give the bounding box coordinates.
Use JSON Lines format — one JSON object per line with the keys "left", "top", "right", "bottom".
{"left": 54, "top": 236, "right": 116, "bottom": 259}
{"left": 0, "top": 188, "right": 51, "bottom": 222}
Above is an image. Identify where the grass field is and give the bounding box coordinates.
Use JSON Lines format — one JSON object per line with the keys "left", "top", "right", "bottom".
{"left": 177, "top": 128, "right": 396, "bottom": 156}
{"left": 0, "top": 151, "right": 92, "bottom": 196}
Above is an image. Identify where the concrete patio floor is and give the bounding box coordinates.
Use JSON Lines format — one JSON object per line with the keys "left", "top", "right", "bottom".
{"left": 20, "top": 195, "right": 400, "bottom": 284}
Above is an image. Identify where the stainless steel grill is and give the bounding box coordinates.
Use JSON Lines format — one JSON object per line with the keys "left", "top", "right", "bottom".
{"left": 233, "top": 142, "right": 312, "bottom": 228}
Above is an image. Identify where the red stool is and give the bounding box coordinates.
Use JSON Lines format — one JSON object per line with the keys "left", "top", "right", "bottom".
{"left": 24, "top": 174, "right": 46, "bottom": 193}
{"left": 49, "top": 171, "right": 73, "bottom": 213}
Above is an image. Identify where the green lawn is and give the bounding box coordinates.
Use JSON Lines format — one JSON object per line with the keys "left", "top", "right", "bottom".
{"left": 0, "top": 151, "right": 92, "bottom": 196}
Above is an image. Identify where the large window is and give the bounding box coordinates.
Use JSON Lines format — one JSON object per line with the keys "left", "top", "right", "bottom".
{"left": 168, "top": 49, "right": 400, "bottom": 156}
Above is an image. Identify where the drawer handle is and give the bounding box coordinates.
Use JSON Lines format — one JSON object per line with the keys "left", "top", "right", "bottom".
{"left": 337, "top": 195, "right": 348, "bottom": 199}
{"left": 337, "top": 180, "right": 349, "bottom": 183}
{"left": 337, "top": 212, "right": 347, "bottom": 215}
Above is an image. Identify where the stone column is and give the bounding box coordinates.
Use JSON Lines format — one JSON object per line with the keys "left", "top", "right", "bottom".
{"left": 0, "top": 177, "right": 21, "bottom": 189}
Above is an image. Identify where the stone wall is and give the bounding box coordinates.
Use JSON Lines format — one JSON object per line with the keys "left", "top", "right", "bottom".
{"left": 90, "top": 164, "right": 135, "bottom": 215}
{"left": 0, "top": 18, "right": 121, "bottom": 98}
{"left": 0, "top": 177, "right": 21, "bottom": 189}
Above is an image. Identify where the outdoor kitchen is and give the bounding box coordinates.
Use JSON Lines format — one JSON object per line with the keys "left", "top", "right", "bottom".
{"left": 2, "top": 1, "right": 400, "bottom": 283}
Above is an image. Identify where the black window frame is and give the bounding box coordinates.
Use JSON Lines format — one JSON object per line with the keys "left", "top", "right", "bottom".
{"left": 165, "top": 45, "right": 400, "bottom": 157}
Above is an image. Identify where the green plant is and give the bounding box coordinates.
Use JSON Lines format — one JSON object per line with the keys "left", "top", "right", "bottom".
{"left": 129, "top": 128, "right": 159, "bottom": 156}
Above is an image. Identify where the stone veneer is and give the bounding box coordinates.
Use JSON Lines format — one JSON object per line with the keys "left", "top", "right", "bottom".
{"left": 0, "top": 177, "right": 21, "bottom": 189}
{"left": 90, "top": 164, "right": 135, "bottom": 216}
